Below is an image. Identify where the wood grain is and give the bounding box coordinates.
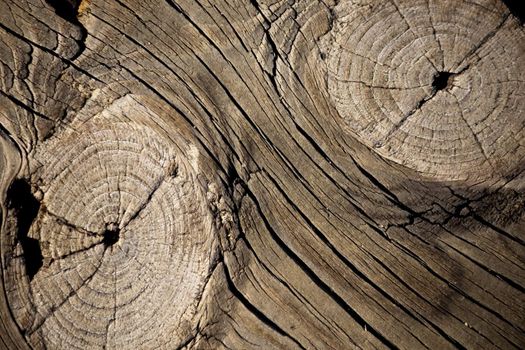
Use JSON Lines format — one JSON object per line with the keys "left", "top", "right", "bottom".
{"left": 0, "top": 0, "right": 523, "bottom": 349}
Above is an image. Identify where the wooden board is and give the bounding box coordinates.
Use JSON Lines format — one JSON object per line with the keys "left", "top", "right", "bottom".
{"left": 0, "top": 0, "right": 523, "bottom": 348}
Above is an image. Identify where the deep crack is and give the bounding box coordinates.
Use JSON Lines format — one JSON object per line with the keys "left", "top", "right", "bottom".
{"left": 44, "top": 0, "right": 87, "bottom": 60}
{"left": 502, "top": 0, "right": 524, "bottom": 24}
{"left": 102, "top": 223, "right": 120, "bottom": 248}
{"left": 432, "top": 71, "right": 453, "bottom": 92}
{"left": 7, "top": 179, "right": 43, "bottom": 280}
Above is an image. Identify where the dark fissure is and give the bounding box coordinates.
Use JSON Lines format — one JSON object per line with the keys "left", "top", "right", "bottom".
{"left": 502, "top": 0, "right": 524, "bottom": 24}
{"left": 102, "top": 224, "right": 120, "bottom": 248}
{"left": 432, "top": 71, "right": 453, "bottom": 92}
{"left": 44, "top": 0, "right": 87, "bottom": 60}
{"left": 7, "top": 179, "right": 43, "bottom": 280}
{"left": 44, "top": 0, "right": 82, "bottom": 23}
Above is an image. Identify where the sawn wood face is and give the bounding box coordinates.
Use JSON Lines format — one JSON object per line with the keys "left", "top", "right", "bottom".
{"left": 0, "top": 0, "right": 523, "bottom": 349}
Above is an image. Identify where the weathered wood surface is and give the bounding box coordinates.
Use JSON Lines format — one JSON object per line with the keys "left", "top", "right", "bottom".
{"left": 0, "top": 0, "right": 523, "bottom": 349}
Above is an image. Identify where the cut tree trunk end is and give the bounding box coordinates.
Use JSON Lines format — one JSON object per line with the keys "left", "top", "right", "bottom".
{"left": 0, "top": 0, "right": 523, "bottom": 349}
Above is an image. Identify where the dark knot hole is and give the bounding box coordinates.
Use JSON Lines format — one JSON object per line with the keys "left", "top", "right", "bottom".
{"left": 103, "top": 224, "right": 120, "bottom": 247}
{"left": 7, "top": 179, "right": 43, "bottom": 280}
{"left": 432, "top": 71, "right": 453, "bottom": 92}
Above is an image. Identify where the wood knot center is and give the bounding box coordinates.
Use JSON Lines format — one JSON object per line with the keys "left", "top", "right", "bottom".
{"left": 432, "top": 71, "right": 453, "bottom": 92}
{"left": 102, "top": 223, "right": 120, "bottom": 248}
{"left": 325, "top": 0, "right": 525, "bottom": 180}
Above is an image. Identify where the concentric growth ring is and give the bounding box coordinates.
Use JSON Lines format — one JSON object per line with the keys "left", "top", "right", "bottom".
{"left": 326, "top": 0, "right": 525, "bottom": 181}
{"left": 5, "top": 95, "right": 216, "bottom": 349}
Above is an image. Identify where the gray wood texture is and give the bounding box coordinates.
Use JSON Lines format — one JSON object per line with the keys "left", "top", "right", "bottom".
{"left": 0, "top": 0, "right": 523, "bottom": 348}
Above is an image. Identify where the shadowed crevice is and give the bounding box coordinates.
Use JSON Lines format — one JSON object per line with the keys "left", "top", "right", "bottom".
{"left": 44, "top": 0, "right": 81, "bottom": 23}
{"left": 502, "top": 0, "right": 524, "bottom": 24}
{"left": 102, "top": 223, "right": 120, "bottom": 248}
{"left": 432, "top": 71, "right": 453, "bottom": 92}
{"left": 7, "top": 179, "right": 43, "bottom": 280}
{"left": 44, "top": 0, "right": 87, "bottom": 60}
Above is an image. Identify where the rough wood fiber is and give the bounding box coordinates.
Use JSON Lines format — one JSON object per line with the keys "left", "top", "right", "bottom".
{"left": 324, "top": 0, "right": 524, "bottom": 180}
{"left": 0, "top": 0, "right": 523, "bottom": 349}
